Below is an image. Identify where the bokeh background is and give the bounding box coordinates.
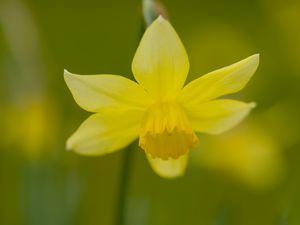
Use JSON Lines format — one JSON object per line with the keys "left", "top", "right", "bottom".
{"left": 1, "top": 0, "right": 300, "bottom": 224}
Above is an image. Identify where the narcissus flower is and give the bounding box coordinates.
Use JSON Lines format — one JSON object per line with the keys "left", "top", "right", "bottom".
{"left": 64, "top": 16, "right": 259, "bottom": 178}
{"left": 192, "top": 121, "right": 284, "bottom": 190}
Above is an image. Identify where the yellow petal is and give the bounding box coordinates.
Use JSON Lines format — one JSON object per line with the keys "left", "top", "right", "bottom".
{"left": 146, "top": 154, "right": 188, "bottom": 179}
{"left": 64, "top": 70, "right": 152, "bottom": 112}
{"left": 132, "top": 16, "right": 189, "bottom": 100}
{"left": 66, "top": 109, "right": 143, "bottom": 156}
{"left": 185, "top": 99, "right": 256, "bottom": 135}
{"left": 179, "top": 54, "right": 259, "bottom": 105}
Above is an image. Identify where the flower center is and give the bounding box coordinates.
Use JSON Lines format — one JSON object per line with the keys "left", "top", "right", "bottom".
{"left": 139, "top": 102, "right": 199, "bottom": 160}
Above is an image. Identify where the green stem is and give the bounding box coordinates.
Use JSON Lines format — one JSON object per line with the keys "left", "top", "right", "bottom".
{"left": 114, "top": 1, "right": 166, "bottom": 224}
{"left": 114, "top": 147, "right": 133, "bottom": 225}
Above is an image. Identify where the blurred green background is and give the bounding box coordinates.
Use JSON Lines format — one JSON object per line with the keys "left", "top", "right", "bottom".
{"left": 1, "top": 0, "right": 300, "bottom": 224}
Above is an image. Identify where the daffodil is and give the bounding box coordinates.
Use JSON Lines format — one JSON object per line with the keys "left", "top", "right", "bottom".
{"left": 192, "top": 121, "right": 284, "bottom": 190}
{"left": 64, "top": 16, "right": 259, "bottom": 178}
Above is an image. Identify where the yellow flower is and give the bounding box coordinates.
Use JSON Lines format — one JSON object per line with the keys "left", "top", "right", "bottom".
{"left": 3, "top": 97, "right": 59, "bottom": 159}
{"left": 192, "top": 121, "right": 285, "bottom": 190}
{"left": 64, "top": 16, "right": 259, "bottom": 178}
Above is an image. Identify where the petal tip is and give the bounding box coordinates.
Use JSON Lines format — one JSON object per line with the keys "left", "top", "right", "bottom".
{"left": 157, "top": 15, "right": 164, "bottom": 21}
{"left": 63, "top": 69, "right": 70, "bottom": 75}
{"left": 250, "top": 54, "right": 260, "bottom": 65}
{"left": 155, "top": 15, "right": 168, "bottom": 24}
{"left": 243, "top": 54, "right": 259, "bottom": 68}
{"left": 162, "top": 173, "right": 184, "bottom": 180}
{"left": 66, "top": 139, "right": 73, "bottom": 151}
{"left": 147, "top": 154, "right": 188, "bottom": 179}
{"left": 63, "top": 69, "right": 73, "bottom": 79}
{"left": 249, "top": 102, "right": 257, "bottom": 108}
{"left": 63, "top": 70, "right": 75, "bottom": 88}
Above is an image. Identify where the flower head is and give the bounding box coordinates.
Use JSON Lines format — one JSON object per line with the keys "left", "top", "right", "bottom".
{"left": 64, "top": 16, "right": 259, "bottom": 178}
